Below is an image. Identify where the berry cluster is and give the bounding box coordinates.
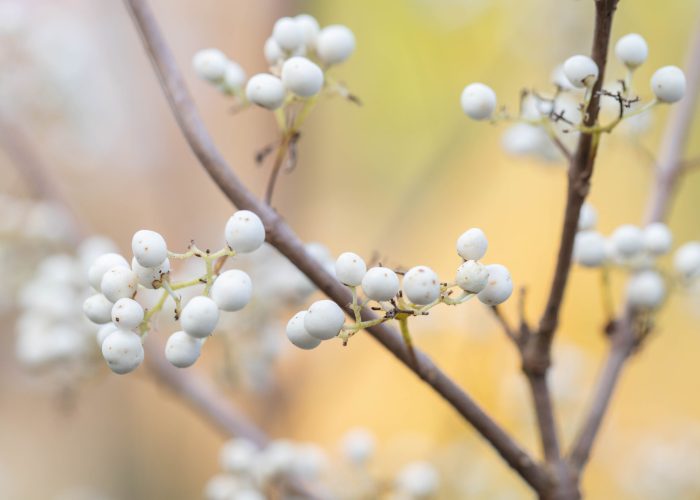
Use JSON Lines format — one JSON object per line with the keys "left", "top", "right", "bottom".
{"left": 205, "top": 428, "right": 441, "bottom": 499}
{"left": 82, "top": 210, "right": 265, "bottom": 374}
{"left": 192, "top": 14, "right": 357, "bottom": 200}
{"left": 286, "top": 228, "right": 513, "bottom": 350}
{"left": 460, "top": 33, "right": 686, "bottom": 162}
{"left": 573, "top": 203, "right": 700, "bottom": 310}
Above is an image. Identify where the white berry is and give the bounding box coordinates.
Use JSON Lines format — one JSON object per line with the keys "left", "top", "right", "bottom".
{"left": 88, "top": 253, "right": 129, "bottom": 291}
{"left": 574, "top": 231, "right": 607, "bottom": 267}
{"left": 264, "top": 37, "right": 284, "bottom": 65}
{"left": 132, "top": 229, "right": 168, "bottom": 268}
{"left": 286, "top": 311, "right": 321, "bottom": 349}
{"left": 101, "top": 329, "right": 144, "bottom": 374}
{"left": 396, "top": 461, "right": 439, "bottom": 498}
{"left": 627, "top": 270, "right": 666, "bottom": 309}
{"left": 674, "top": 242, "right": 700, "bottom": 281}
{"left": 304, "top": 299, "right": 345, "bottom": 340}
{"left": 403, "top": 266, "right": 440, "bottom": 305}
{"left": 100, "top": 267, "right": 138, "bottom": 303}
{"left": 180, "top": 296, "right": 220, "bottom": 338}
{"left": 460, "top": 83, "right": 497, "bottom": 120}
{"left": 295, "top": 14, "right": 320, "bottom": 49}
{"left": 111, "top": 298, "right": 144, "bottom": 330}
{"left": 361, "top": 267, "right": 400, "bottom": 301}
{"left": 578, "top": 202, "right": 598, "bottom": 231}
{"left": 341, "top": 428, "right": 375, "bottom": 465}
{"left": 456, "top": 261, "right": 489, "bottom": 293}
{"left": 335, "top": 252, "right": 367, "bottom": 287}
{"left": 83, "top": 293, "right": 114, "bottom": 324}
{"left": 273, "top": 17, "right": 304, "bottom": 52}
{"left": 563, "top": 55, "right": 599, "bottom": 88}
{"left": 615, "top": 33, "right": 648, "bottom": 69}
{"left": 651, "top": 66, "right": 686, "bottom": 103}
{"left": 193, "top": 48, "right": 228, "bottom": 82}
{"left": 96, "top": 323, "right": 118, "bottom": 346}
{"left": 220, "top": 438, "right": 260, "bottom": 475}
{"left": 316, "top": 25, "right": 355, "bottom": 65}
{"left": 225, "top": 210, "right": 265, "bottom": 253}
{"left": 223, "top": 61, "right": 246, "bottom": 91}
{"left": 165, "top": 331, "right": 203, "bottom": 368}
{"left": 245, "top": 73, "right": 286, "bottom": 110}
{"left": 131, "top": 256, "right": 170, "bottom": 289}
{"left": 210, "top": 269, "right": 252, "bottom": 312}
{"left": 281, "top": 56, "right": 324, "bottom": 97}
{"left": 610, "top": 224, "right": 644, "bottom": 258}
{"left": 456, "top": 228, "right": 488, "bottom": 260}
{"left": 477, "top": 264, "right": 513, "bottom": 306}
{"left": 643, "top": 222, "right": 673, "bottom": 256}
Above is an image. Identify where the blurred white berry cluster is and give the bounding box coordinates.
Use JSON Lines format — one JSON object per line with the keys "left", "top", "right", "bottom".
{"left": 573, "top": 203, "right": 700, "bottom": 311}
{"left": 205, "top": 428, "right": 441, "bottom": 500}
{"left": 15, "top": 236, "right": 117, "bottom": 375}
{"left": 82, "top": 210, "right": 266, "bottom": 375}
{"left": 460, "top": 33, "right": 686, "bottom": 162}
{"left": 286, "top": 228, "right": 513, "bottom": 350}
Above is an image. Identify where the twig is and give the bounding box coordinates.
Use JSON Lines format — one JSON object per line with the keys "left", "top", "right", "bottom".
{"left": 123, "top": 0, "right": 550, "bottom": 491}
{"left": 568, "top": 19, "right": 700, "bottom": 472}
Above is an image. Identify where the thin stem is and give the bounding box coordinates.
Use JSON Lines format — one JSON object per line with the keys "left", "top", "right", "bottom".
{"left": 398, "top": 317, "right": 419, "bottom": 369}
{"left": 123, "top": 0, "right": 549, "bottom": 491}
{"left": 527, "top": 374, "right": 561, "bottom": 464}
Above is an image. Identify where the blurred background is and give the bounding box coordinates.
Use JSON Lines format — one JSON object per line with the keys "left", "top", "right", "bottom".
{"left": 1, "top": 0, "right": 699, "bottom": 498}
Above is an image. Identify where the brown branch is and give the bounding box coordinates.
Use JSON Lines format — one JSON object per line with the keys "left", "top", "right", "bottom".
{"left": 569, "top": 20, "right": 700, "bottom": 472}
{"left": 123, "top": 0, "right": 551, "bottom": 492}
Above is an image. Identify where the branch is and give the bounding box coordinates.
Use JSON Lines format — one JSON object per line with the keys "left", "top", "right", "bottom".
{"left": 569, "top": 20, "right": 700, "bottom": 472}
{"left": 123, "top": 0, "right": 551, "bottom": 491}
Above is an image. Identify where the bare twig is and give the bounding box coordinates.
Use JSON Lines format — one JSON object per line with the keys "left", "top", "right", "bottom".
{"left": 569, "top": 21, "right": 700, "bottom": 472}
{"left": 123, "top": 0, "right": 551, "bottom": 491}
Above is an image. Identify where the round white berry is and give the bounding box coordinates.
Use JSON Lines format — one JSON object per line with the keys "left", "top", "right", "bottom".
{"left": 460, "top": 83, "right": 497, "bottom": 120}
{"left": 456, "top": 261, "right": 490, "bottom": 293}
{"left": 563, "top": 55, "right": 599, "bottom": 88}
{"left": 573, "top": 231, "right": 607, "bottom": 267}
{"left": 674, "top": 242, "right": 700, "bottom": 281}
{"left": 361, "top": 267, "right": 400, "bottom": 302}
{"left": 615, "top": 33, "right": 648, "bottom": 69}
{"left": 96, "top": 323, "right": 118, "bottom": 346}
{"left": 477, "top": 264, "right": 513, "bottom": 306}
{"left": 220, "top": 438, "right": 260, "bottom": 475}
{"left": 273, "top": 17, "right": 304, "bottom": 52}
{"left": 101, "top": 329, "right": 144, "bottom": 374}
{"left": 335, "top": 252, "right": 367, "bottom": 287}
{"left": 223, "top": 61, "right": 246, "bottom": 91}
{"left": 192, "top": 48, "right": 228, "bottom": 82}
{"left": 131, "top": 256, "right": 170, "bottom": 289}
{"left": 132, "top": 229, "right": 167, "bottom": 268}
{"left": 165, "top": 330, "right": 203, "bottom": 368}
{"left": 286, "top": 311, "right": 321, "bottom": 349}
{"left": 225, "top": 210, "right": 265, "bottom": 253}
{"left": 403, "top": 266, "right": 440, "bottom": 305}
{"left": 626, "top": 270, "right": 666, "bottom": 309}
{"left": 210, "top": 269, "right": 252, "bottom": 312}
{"left": 264, "top": 37, "right": 284, "bottom": 65}
{"left": 341, "top": 428, "right": 375, "bottom": 465}
{"left": 100, "top": 267, "right": 138, "bottom": 303}
{"left": 180, "top": 296, "right": 220, "bottom": 338}
{"left": 245, "top": 73, "right": 286, "bottom": 110}
{"left": 456, "top": 228, "right": 488, "bottom": 260}
{"left": 281, "top": 56, "right": 324, "bottom": 97}
{"left": 396, "top": 461, "right": 439, "bottom": 498}
{"left": 651, "top": 66, "right": 686, "bottom": 103}
{"left": 304, "top": 299, "right": 345, "bottom": 340}
{"left": 111, "top": 298, "right": 144, "bottom": 330}
{"left": 610, "top": 224, "right": 644, "bottom": 258}
{"left": 295, "top": 14, "right": 320, "bottom": 49}
{"left": 83, "top": 293, "right": 114, "bottom": 324}
{"left": 316, "top": 25, "right": 355, "bottom": 65}
{"left": 642, "top": 222, "right": 673, "bottom": 256}
{"left": 88, "top": 253, "right": 129, "bottom": 291}
{"left": 578, "top": 202, "right": 598, "bottom": 231}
